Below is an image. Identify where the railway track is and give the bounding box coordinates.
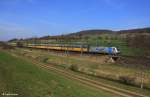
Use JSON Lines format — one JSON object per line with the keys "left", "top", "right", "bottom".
{"left": 26, "top": 58, "right": 149, "bottom": 97}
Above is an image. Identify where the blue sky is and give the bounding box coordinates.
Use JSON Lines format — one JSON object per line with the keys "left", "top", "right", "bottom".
{"left": 0, "top": 0, "right": 150, "bottom": 41}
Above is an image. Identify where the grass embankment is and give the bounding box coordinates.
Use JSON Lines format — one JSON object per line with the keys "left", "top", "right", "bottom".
{"left": 11, "top": 48, "right": 150, "bottom": 96}
{"left": 0, "top": 50, "right": 118, "bottom": 97}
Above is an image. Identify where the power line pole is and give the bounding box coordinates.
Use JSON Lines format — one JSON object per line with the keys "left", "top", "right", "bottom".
{"left": 140, "top": 71, "right": 144, "bottom": 89}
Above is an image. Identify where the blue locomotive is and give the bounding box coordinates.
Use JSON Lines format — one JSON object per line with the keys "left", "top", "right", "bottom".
{"left": 89, "top": 47, "right": 120, "bottom": 55}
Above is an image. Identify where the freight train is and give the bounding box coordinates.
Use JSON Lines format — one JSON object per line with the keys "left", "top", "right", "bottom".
{"left": 9, "top": 42, "right": 120, "bottom": 55}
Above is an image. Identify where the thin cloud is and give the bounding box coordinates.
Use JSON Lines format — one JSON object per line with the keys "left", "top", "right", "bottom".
{"left": 103, "top": 0, "right": 113, "bottom": 5}
{"left": 0, "top": 0, "right": 34, "bottom": 5}
{"left": 0, "top": 23, "right": 32, "bottom": 33}
{"left": 0, "top": 22, "right": 49, "bottom": 41}
{"left": 26, "top": 0, "right": 35, "bottom": 4}
{"left": 102, "top": 0, "right": 124, "bottom": 9}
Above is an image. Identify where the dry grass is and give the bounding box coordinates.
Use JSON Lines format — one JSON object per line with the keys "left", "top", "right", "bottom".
{"left": 11, "top": 48, "right": 150, "bottom": 89}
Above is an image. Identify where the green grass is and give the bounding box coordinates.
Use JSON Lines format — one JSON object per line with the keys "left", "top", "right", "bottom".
{"left": 12, "top": 48, "right": 150, "bottom": 89}
{"left": 0, "top": 50, "right": 119, "bottom": 97}
{"left": 11, "top": 48, "right": 150, "bottom": 95}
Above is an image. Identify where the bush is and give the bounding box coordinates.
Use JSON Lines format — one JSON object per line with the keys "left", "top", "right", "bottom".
{"left": 119, "top": 76, "right": 136, "bottom": 85}
{"left": 0, "top": 42, "right": 14, "bottom": 50}
{"left": 35, "top": 56, "right": 49, "bottom": 63}
{"left": 69, "top": 64, "right": 79, "bottom": 72}
{"left": 43, "top": 57, "right": 49, "bottom": 63}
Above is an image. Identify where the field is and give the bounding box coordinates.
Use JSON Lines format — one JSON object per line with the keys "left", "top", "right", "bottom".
{"left": 10, "top": 48, "right": 150, "bottom": 96}
{"left": 0, "top": 31, "right": 150, "bottom": 97}
{"left": 0, "top": 50, "right": 119, "bottom": 97}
